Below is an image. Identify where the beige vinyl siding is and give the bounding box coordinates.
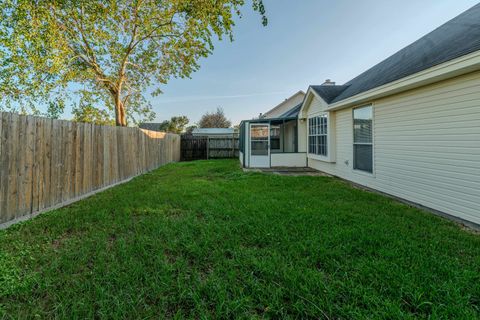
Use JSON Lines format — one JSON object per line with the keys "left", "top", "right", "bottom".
{"left": 297, "top": 120, "right": 307, "bottom": 153}
{"left": 308, "top": 71, "right": 480, "bottom": 224}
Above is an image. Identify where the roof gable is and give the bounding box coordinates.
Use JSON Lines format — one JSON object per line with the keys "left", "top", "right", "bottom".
{"left": 298, "top": 86, "right": 332, "bottom": 118}
{"left": 332, "top": 3, "right": 480, "bottom": 104}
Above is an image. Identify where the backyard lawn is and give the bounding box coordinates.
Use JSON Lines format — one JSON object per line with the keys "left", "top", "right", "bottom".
{"left": 1, "top": 160, "right": 479, "bottom": 319}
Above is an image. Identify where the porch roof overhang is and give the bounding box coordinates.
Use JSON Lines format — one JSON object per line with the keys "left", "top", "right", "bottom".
{"left": 241, "top": 116, "right": 297, "bottom": 124}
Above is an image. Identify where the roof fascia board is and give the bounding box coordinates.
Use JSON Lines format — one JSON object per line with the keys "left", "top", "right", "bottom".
{"left": 248, "top": 116, "right": 297, "bottom": 123}
{"left": 327, "top": 50, "right": 480, "bottom": 111}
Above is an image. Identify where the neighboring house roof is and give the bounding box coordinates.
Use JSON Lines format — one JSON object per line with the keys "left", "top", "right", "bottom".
{"left": 241, "top": 102, "right": 302, "bottom": 123}
{"left": 192, "top": 128, "right": 235, "bottom": 135}
{"left": 262, "top": 91, "right": 305, "bottom": 118}
{"left": 329, "top": 3, "right": 480, "bottom": 104}
{"left": 139, "top": 123, "right": 164, "bottom": 132}
{"left": 279, "top": 102, "right": 303, "bottom": 118}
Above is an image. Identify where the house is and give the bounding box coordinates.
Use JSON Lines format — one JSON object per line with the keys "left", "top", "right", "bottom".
{"left": 191, "top": 128, "right": 236, "bottom": 138}
{"left": 240, "top": 4, "right": 480, "bottom": 225}
{"left": 139, "top": 122, "right": 164, "bottom": 132}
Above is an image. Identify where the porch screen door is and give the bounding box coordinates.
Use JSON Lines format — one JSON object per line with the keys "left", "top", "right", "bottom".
{"left": 250, "top": 123, "right": 270, "bottom": 167}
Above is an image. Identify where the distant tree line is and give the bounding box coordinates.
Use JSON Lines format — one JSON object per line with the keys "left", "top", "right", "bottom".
{"left": 148, "top": 107, "right": 233, "bottom": 134}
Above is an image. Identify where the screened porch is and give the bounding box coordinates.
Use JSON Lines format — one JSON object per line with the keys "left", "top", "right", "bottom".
{"left": 239, "top": 117, "right": 307, "bottom": 168}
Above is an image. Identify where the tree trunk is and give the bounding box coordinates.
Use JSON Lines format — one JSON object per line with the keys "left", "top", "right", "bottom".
{"left": 113, "top": 91, "right": 127, "bottom": 126}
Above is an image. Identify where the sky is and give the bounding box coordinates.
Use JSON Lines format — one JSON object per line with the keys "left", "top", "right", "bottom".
{"left": 148, "top": 0, "right": 479, "bottom": 126}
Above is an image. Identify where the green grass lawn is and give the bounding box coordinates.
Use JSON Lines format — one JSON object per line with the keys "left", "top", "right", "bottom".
{"left": 1, "top": 160, "right": 479, "bottom": 319}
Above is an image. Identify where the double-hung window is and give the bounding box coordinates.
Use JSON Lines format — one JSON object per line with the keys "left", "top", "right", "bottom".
{"left": 308, "top": 114, "right": 328, "bottom": 156}
{"left": 353, "top": 105, "right": 373, "bottom": 173}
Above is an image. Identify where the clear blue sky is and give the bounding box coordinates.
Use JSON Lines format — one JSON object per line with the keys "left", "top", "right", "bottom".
{"left": 149, "top": 0, "right": 478, "bottom": 126}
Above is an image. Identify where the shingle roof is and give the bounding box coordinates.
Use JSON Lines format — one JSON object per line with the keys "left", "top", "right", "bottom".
{"left": 279, "top": 102, "right": 303, "bottom": 118}
{"left": 330, "top": 3, "right": 480, "bottom": 104}
{"left": 139, "top": 123, "right": 164, "bottom": 132}
{"left": 310, "top": 85, "right": 349, "bottom": 103}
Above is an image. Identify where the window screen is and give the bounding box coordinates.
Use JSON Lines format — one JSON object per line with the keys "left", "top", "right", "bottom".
{"left": 353, "top": 106, "right": 373, "bottom": 173}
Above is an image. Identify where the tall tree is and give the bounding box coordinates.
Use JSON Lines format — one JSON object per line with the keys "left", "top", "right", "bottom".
{"left": 198, "top": 107, "right": 231, "bottom": 128}
{"left": 0, "top": 0, "right": 267, "bottom": 126}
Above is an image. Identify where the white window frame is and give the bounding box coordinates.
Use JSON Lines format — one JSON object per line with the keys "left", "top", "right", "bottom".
{"left": 352, "top": 104, "right": 374, "bottom": 175}
{"left": 308, "top": 114, "right": 328, "bottom": 157}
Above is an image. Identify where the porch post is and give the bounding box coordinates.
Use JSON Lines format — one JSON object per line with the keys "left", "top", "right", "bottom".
{"left": 295, "top": 119, "right": 298, "bottom": 153}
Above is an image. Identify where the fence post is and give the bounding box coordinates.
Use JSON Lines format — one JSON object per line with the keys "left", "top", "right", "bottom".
{"left": 206, "top": 136, "right": 209, "bottom": 160}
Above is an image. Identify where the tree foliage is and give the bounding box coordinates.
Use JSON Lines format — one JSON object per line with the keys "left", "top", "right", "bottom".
{"left": 45, "top": 101, "right": 66, "bottom": 119}
{"left": 0, "top": 0, "right": 267, "bottom": 126}
{"left": 198, "top": 107, "right": 231, "bottom": 128}
{"left": 157, "top": 115, "right": 189, "bottom": 134}
{"left": 185, "top": 125, "right": 197, "bottom": 134}
{"left": 72, "top": 102, "right": 116, "bottom": 126}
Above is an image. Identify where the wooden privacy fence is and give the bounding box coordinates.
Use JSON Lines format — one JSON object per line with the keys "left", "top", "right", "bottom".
{"left": 181, "top": 135, "right": 239, "bottom": 161}
{"left": 181, "top": 136, "right": 208, "bottom": 161}
{"left": 0, "top": 112, "right": 181, "bottom": 227}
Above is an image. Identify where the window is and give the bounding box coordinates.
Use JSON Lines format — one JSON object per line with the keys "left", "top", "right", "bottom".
{"left": 353, "top": 105, "right": 373, "bottom": 173}
{"left": 308, "top": 114, "right": 328, "bottom": 156}
{"left": 270, "top": 125, "right": 281, "bottom": 150}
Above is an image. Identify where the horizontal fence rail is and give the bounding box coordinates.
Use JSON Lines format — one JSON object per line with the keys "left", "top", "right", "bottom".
{"left": 0, "top": 112, "right": 180, "bottom": 226}
{"left": 181, "top": 135, "right": 239, "bottom": 161}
